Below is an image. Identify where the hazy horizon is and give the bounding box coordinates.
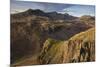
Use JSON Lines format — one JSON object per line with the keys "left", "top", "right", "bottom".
{"left": 11, "top": 0, "right": 95, "bottom": 17}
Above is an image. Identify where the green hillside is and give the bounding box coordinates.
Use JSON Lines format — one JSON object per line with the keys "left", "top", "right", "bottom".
{"left": 39, "top": 28, "right": 95, "bottom": 64}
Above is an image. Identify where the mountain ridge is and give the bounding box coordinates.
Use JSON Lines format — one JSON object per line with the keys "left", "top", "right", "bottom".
{"left": 11, "top": 9, "right": 77, "bottom": 21}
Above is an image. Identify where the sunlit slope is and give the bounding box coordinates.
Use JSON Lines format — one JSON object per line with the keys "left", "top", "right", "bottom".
{"left": 39, "top": 28, "right": 95, "bottom": 64}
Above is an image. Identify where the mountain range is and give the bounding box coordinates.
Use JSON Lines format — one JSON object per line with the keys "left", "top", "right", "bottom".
{"left": 11, "top": 9, "right": 95, "bottom": 66}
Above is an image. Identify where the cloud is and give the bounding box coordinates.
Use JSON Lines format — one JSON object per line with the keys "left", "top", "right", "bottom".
{"left": 10, "top": 0, "right": 95, "bottom": 17}
{"left": 11, "top": 0, "right": 74, "bottom": 12}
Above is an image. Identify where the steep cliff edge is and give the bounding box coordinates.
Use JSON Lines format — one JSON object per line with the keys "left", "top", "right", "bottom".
{"left": 39, "top": 28, "right": 95, "bottom": 64}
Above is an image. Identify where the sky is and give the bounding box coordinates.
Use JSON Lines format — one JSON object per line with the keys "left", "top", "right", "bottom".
{"left": 10, "top": 0, "right": 95, "bottom": 17}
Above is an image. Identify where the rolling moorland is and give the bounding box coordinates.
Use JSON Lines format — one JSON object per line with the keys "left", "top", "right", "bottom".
{"left": 10, "top": 9, "right": 95, "bottom": 66}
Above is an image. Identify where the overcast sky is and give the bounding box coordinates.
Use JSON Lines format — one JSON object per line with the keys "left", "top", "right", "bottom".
{"left": 11, "top": 0, "right": 95, "bottom": 17}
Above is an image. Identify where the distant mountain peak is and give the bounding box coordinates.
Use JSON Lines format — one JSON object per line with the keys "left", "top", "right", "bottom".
{"left": 27, "top": 9, "right": 34, "bottom": 12}
{"left": 80, "top": 15, "right": 95, "bottom": 21}
{"left": 11, "top": 9, "right": 77, "bottom": 21}
{"left": 25, "top": 9, "right": 44, "bottom": 14}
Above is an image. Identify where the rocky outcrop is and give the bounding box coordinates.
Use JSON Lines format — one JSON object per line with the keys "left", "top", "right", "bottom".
{"left": 39, "top": 28, "right": 95, "bottom": 64}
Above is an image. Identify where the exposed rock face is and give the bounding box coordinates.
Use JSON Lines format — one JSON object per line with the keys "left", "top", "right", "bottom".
{"left": 39, "top": 28, "right": 95, "bottom": 64}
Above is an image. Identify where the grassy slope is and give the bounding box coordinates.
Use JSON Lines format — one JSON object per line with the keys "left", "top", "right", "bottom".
{"left": 69, "top": 28, "right": 95, "bottom": 40}
{"left": 39, "top": 27, "right": 95, "bottom": 64}
{"left": 12, "top": 28, "right": 95, "bottom": 66}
